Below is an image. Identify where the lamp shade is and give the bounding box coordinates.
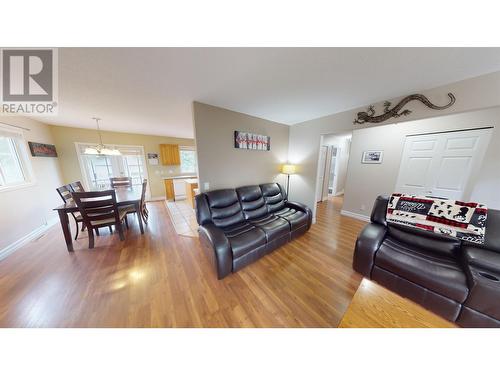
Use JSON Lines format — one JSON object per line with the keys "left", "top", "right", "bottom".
{"left": 281, "top": 164, "right": 296, "bottom": 175}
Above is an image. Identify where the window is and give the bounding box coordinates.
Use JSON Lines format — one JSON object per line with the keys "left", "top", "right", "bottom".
{"left": 76, "top": 143, "right": 148, "bottom": 191}
{"left": 180, "top": 147, "right": 197, "bottom": 174}
{"left": 0, "top": 129, "right": 33, "bottom": 191}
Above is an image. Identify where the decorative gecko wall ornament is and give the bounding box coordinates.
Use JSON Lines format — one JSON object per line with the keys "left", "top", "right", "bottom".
{"left": 353, "top": 93, "right": 456, "bottom": 125}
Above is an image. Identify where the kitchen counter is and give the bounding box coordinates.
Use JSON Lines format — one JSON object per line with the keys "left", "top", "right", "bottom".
{"left": 163, "top": 176, "right": 198, "bottom": 202}
{"left": 163, "top": 175, "right": 197, "bottom": 180}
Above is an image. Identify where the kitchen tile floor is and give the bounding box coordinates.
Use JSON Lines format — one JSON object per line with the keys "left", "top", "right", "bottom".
{"left": 164, "top": 199, "right": 199, "bottom": 237}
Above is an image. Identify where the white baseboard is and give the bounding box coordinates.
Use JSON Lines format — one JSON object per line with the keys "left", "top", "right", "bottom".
{"left": 340, "top": 209, "right": 370, "bottom": 222}
{"left": 0, "top": 217, "right": 59, "bottom": 261}
{"left": 148, "top": 195, "right": 166, "bottom": 202}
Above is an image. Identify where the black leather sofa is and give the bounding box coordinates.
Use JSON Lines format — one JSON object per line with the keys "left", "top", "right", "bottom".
{"left": 353, "top": 195, "right": 500, "bottom": 327}
{"left": 195, "top": 183, "right": 312, "bottom": 279}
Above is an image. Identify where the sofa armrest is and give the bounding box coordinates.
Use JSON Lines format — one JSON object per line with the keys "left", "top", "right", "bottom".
{"left": 198, "top": 223, "right": 232, "bottom": 279}
{"left": 286, "top": 201, "right": 313, "bottom": 228}
{"left": 463, "top": 246, "right": 500, "bottom": 274}
{"left": 353, "top": 223, "right": 387, "bottom": 278}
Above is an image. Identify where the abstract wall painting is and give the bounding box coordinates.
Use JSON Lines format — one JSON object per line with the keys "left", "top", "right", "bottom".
{"left": 234, "top": 131, "right": 270, "bottom": 151}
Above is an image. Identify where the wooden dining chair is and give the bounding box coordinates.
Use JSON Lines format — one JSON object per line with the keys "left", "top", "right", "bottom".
{"left": 72, "top": 190, "right": 128, "bottom": 249}
{"left": 110, "top": 177, "right": 132, "bottom": 188}
{"left": 140, "top": 179, "right": 149, "bottom": 223}
{"left": 70, "top": 180, "right": 85, "bottom": 193}
{"left": 120, "top": 179, "right": 149, "bottom": 225}
{"left": 56, "top": 184, "right": 85, "bottom": 240}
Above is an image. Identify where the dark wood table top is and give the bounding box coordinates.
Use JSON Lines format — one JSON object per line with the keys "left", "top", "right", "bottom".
{"left": 53, "top": 187, "right": 141, "bottom": 211}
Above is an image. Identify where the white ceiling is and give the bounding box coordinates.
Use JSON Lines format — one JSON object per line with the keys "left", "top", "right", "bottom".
{"left": 38, "top": 48, "right": 500, "bottom": 138}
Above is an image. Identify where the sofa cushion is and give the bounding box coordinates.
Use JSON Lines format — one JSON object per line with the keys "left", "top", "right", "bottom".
{"left": 387, "top": 224, "right": 461, "bottom": 258}
{"left": 260, "top": 183, "right": 286, "bottom": 213}
{"left": 236, "top": 185, "right": 269, "bottom": 220}
{"left": 205, "top": 189, "right": 245, "bottom": 228}
{"left": 375, "top": 236, "right": 469, "bottom": 302}
{"left": 223, "top": 222, "right": 266, "bottom": 258}
{"left": 274, "top": 207, "right": 308, "bottom": 230}
{"left": 250, "top": 214, "right": 290, "bottom": 241}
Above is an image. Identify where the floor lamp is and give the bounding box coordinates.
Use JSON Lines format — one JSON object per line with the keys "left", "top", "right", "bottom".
{"left": 281, "top": 164, "right": 296, "bottom": 198}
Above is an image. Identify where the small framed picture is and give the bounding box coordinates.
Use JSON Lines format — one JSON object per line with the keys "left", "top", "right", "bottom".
{"left": 147, "top": 153, "right": 159, "bottom": 165}
{"left": 361, "top": 150, "right": 383, "bottom": 164}
{"left": 28, "top": 142, "right": 58, "bottom": 157}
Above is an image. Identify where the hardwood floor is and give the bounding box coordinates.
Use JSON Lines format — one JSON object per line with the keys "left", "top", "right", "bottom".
{"left": 0, "top": 196, "right": 365, "bottom": 327}
{"left": 339, "top": 279, "right": 457, "bottom": 328}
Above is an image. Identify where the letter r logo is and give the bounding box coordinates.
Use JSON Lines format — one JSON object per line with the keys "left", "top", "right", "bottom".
{"left": 1, "top": 49, "right": 53, "bottom": 102}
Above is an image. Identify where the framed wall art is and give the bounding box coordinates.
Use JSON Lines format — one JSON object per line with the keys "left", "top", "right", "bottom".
{"left": 28, "top": 142, "right": 58, "bottom": 157}
{"left": 361, "top": 150, "right": 383, "bottom": 164}
{"left": 234, "top": 131, "right": 270, "bottom": 151}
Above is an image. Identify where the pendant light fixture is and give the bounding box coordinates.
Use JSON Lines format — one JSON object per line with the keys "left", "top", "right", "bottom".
{"left": 84, "top": 117, "right": 121, "bottom": 156}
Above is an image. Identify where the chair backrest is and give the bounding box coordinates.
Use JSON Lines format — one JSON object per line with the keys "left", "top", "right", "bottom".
{"left": 70, "top": 181, "right": 85, "bottom": 193}
{"left": 236, "top": 185, "right": 268, "bottom": 220}
{"left": 56, "top": 184, "right": 74, "bottom": 204}
{"left": 72, "top": 190, "right": 120, "bottom": 228}
{"left": 140, "top": 179, "right": 147, "bottom": 206}
{"left": 110, "top": 177, "right": 132, "bottom": 188}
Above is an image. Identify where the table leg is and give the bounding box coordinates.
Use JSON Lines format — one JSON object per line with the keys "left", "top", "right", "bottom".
{"left": 58, "top": 210, "right": 74, "bottom": 252}
{"left": 136, "top": 202, "right": 144, "bottom": 234}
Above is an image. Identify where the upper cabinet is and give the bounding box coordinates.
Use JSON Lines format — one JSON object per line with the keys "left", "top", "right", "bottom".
{"left": 160, "top": 144, "right": 180, "bottom": 165}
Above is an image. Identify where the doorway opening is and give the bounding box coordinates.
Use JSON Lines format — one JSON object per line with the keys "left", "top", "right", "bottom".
{"left": 316, "top": 131, "right": 353, "bottom": 211}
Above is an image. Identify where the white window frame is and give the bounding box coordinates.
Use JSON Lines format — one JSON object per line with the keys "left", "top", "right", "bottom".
{"left": 0, "top": 126, "right": 36, "bottom": 193}
{"left": 179, "top": 145, "right": 197, "bottom": 174}
{"left": 74, "top": 142, "right": 151, "bottom": 198}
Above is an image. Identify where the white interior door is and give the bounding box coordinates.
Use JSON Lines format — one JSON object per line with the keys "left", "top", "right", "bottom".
{"left": 328, "top": 147, "right": 338, "bottom": 195}
{"left": 395, "top": 128, "right": 492, "bottom": 200}
{"left": 316, "top": 145, "right": 328, "bottom": 202}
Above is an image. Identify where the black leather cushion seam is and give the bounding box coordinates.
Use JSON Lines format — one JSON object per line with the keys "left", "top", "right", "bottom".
{"left": 383, "top": 238, "right": 460, "bottom": 269}
{"left": 225, "top": 228, "right": 255, "bottom": 238}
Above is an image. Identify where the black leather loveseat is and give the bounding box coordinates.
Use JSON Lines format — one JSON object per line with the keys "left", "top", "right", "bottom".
{"left": 353, "top": 195, "right": 500, "bottom": 327}
{"left": 195, "top": 183, "right": 312, "bottom": 279}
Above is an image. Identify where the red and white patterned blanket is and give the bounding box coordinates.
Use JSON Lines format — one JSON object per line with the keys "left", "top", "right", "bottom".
{"left": 386, "top": 193, "right": 487, "bottom": 244}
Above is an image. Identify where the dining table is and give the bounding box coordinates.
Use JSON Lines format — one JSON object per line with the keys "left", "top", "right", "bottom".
{"left": 53, "top": 186, "right": 144, "bottom": 252}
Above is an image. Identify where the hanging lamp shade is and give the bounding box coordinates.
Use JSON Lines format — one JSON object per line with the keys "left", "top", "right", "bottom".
{"left": 83, "top": 117, "right": 121, "bottom": 156}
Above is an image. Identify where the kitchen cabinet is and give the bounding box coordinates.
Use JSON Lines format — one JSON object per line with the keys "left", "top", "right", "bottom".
{"left": 160, "top": 144, "right": 180, "bottom": 165}
{"left": 164, "top": 179, "right": 175, "bottom": 201}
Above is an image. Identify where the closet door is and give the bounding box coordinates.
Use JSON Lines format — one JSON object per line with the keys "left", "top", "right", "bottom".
{"left": 429, "top": 129, "right": 492, "bottom": 199}
{"left": 395, "top": 128, "right": 492, "bottom": 200}
{"left": 395, "top": 133, "right": 440, "bottom": 197}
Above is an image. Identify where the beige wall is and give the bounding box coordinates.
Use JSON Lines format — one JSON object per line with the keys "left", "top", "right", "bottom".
{"left": 193, "top": 102, "right": 290, "bottom": 191}
{"left": 49, "top": 125, "right": 195, "bottom": 198}
{"left": 342, "top": 107, "right": 500, "bottom": 219}
{"left": 0, "top": 117, "right": 64, "bottom": 253}
{"left": 289, "top": 71, "right": 500, "bottom": 218}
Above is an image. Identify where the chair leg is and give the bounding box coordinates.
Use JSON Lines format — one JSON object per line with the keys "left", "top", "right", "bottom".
{"left": 74, "top": 219, "right": 80, "bottom": 240}
{"left": 81, "top": 222, "right": 86, "bottom": 231}
{"left": 117, "top": 223, "right": 125, "bottom": 241}
{"left": 89, "top": 228, "right": 95, "bottom": 249}
{"left": 95, "top": 228, "right": 100, "bottom": 236}
{"left": 124, "top": 215, "right": 129, "bottom": 229}
{"left": 109, "top": 225, "right": 113, "bottom": 233}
